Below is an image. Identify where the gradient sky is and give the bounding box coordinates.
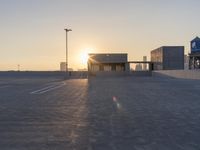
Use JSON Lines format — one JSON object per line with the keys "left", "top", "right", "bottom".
{"left": 0, "top": 0, "right": 200, "bottom": 71}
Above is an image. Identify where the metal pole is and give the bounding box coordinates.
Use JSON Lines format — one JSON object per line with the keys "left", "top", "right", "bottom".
{"left": 64, "top": 28, "right": 72, "bottom": 78}
{"left": 66, "top": 31, "right": 68, "bottom": 74}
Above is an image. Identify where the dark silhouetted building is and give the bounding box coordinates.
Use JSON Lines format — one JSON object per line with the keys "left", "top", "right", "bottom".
{"left": 151, "top": 46, "right": 184, "bottom": 70}
{"left": 88, "top": 53, "right": 129, "bottom": 75}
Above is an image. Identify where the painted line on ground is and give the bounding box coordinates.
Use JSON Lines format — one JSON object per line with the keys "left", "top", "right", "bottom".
{"left": 30, "top": 82, "right": 65, "bottom": 94}
{"left": 30, "top": 85, "right": 56, "bottom": 94}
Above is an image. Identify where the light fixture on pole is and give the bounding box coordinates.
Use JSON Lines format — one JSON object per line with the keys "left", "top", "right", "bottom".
{"left": 64, "top": 28, "right": 72, "bottom": 77}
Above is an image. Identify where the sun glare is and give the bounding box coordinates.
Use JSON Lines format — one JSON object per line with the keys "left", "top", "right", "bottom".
{"left": 80, "top": 48, "right": 94, "bottom": 65}
{"left": 80, "top": 52, "right": 89, "bottom": 64}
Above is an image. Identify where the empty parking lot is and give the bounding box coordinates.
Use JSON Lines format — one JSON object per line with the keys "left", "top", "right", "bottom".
{"left": 0, "top": 75, "right": 200, "bottom": 150}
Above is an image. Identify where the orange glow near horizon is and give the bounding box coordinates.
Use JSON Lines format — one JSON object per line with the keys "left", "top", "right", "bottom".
{"left": 79, "top": 48, "right": 94, "bottom": 65}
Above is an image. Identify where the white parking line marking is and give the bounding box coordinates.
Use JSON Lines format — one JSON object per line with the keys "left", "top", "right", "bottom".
{"left": 30, "top": 82, "right": 65, "bottom": 94}
{"left": 30, "top": 85, "right": 56, "bottom": 94}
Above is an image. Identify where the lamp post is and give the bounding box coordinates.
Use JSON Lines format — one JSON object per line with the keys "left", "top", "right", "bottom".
{"left": 64, "top": 28, "right": 72, "bottom": 77}
{"left": 17, "top": 64, "right": 20, "bottom": 72}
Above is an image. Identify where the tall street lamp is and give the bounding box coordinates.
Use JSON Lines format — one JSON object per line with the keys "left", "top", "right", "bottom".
{"left": 64, "top": 28, "right": 72, "bottom": 77}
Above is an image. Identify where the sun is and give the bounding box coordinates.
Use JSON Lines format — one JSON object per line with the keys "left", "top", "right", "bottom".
{"left": 80, "top": 52, "right": 89, "bottom": 64}
{"left": 79, "top": 48, "right": 94, "bottom": 65}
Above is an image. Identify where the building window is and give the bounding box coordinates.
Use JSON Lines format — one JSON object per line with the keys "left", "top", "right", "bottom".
{"left": 111, "top": 64, "right": 116, "bottom": 71}
{"left": 92, "top": 65, "right": 99, "bottom": 71}
{"left": 104, "top": 65, "right": 112, "bottom": 71}
{"left": 116, "top": 65, "right": 123, "bottom": 71}
{"left": 100, "top": 65, "right": 104, "bottom": 71}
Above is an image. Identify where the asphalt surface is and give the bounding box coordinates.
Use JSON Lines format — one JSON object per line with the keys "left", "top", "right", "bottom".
{"left": 0, "top": 76, "right": 200, "bottom": 150}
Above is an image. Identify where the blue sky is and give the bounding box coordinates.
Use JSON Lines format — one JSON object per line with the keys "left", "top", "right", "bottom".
{"left": 0, "top": 0, "right": 200, "bottom": 70}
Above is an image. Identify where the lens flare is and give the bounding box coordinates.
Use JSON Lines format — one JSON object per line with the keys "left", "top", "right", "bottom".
{"left": 112, "top": 96, "right": 122, "bottom": 110}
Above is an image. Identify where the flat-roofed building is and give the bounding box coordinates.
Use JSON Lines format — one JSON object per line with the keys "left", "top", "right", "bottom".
{"left": 88, "top": 53, "right": 129, "bottom": 75}
{"left": 151, "top": 46, "right": 184, "bottom": 70}
{"left": 60, "top": 62, "right": 66, "bottom": 71}
{"left": 60, "top": 62, "right": 73, "bottom": 71}
{"left": 143, "top": 56, "right": 147, "bottom": 70}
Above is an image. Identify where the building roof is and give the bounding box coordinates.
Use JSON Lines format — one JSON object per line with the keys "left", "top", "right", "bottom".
{"left": 88, "top": 53, "right": 127, "bottom": 55}
{"left": 151, "top": 46, "right": 184, "bottom": 53}
{"left": 88, "top": 53, "right": 128, "bottom": 63}
{"left": 191, "top": 36, "right": 200, "bottom": 42}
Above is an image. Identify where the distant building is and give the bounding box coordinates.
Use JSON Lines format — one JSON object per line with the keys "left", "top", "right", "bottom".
{"left": 151, "top": 46, "right": 184, "bottom": 70}
{"left": 184, "top": 55, "right": 189, "bottom": 70}
{"left": 189, "top": 37, "right": 200, "bottom": 69}
{"left": 60, "top": 62, "right": 66, "bottom": 71}
{"left": 60, "top": 62, "right": 73, "bottom": 71}
{"left": 143, "top": 56, "right": 147, "bottom": 70}
{"left": 135, "top": 63, "right": 142, "bottom": 71}
{"left": 68, "top": 68, "right": 73, "bottom": 71}
{"left": 77, "top": 68, "right": 87, "bottom": 71}
{"left": 88, "top": 53, "right": 129, "bottom": 75}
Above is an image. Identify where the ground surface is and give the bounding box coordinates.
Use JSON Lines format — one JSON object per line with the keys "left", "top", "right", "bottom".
{"left": 0, "top": 75, "right": 200, "bottom": 150}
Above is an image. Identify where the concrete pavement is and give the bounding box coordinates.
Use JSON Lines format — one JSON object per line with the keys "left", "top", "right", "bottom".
{"left": 0, "top": 76, "right": 200, "bottom": 150}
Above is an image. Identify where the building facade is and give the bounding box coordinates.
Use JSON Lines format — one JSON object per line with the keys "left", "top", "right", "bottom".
{"left": 151, "top": 46, "right": 184, "bottom": 70}
{"left": 60, "top": 62, "right": 66, "bottom": 71}
{"left": 143, "top": 56, "right": 147, "bottom": 70}
{"left": 88, "top": 53, "right": 129, "bottom": 75}
{"left": 60, "top": 62, "right": 73, "bottom": 71}
{"left": 184, "top": 55, "right": 189, "bottom": 70}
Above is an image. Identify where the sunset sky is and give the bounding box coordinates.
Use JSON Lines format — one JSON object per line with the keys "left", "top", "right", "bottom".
{"left": 0, "top": 0, "right": 200, "bottom": 71}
